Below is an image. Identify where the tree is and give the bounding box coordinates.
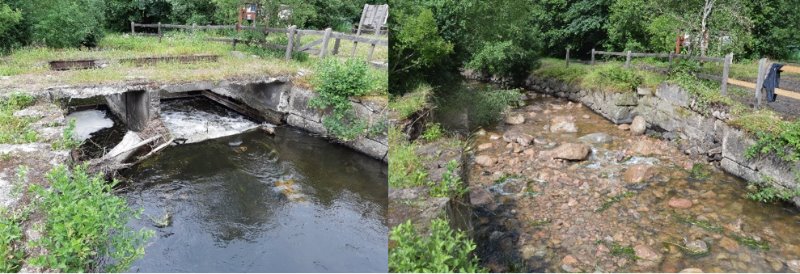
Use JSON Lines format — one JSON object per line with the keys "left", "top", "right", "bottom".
{"left": 0, "top": 1, "right": 22, "bottom": 52}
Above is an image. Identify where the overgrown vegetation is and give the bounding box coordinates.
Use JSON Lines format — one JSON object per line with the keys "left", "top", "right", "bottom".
{"left": 421, "top": 123, "right": 444, "bottom": 142}
{"left": 0, "top": 92, "right": 37, "bottom": 144}
{"left": 0, "top": 209, "right": 26, "bottom": 272}
{"left": 388, "top": 126, "right": 428, "bottom": 189}
{"left": 309, "top": 58, "right": 372, "bottom": 141}
{"left": 389, "top": 218, "right": 484, "bottom": 273}
{"left": 689, "top": 163, "right": 711, "bottom": 180}
{"left": 389, "top": 84, "right": 433, "bottom": 120}
{"left": 746, "top": 176, "right": 800, "bottom": 204}
{"left": 51, "top": 119, "right": 81, "bottom": 150}
{"left": 437, "top": 88, "right": 522, "bottom": 128}
{"left": 429, "top": 160, "right": 466, "bottom": 198}
{"left": 28, "top": 165, "right": 152, "bottom": 272}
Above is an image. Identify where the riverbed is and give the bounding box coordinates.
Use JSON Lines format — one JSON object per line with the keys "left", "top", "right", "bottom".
{"left": 465, "top": 84, "right": 800, "bottom": 272}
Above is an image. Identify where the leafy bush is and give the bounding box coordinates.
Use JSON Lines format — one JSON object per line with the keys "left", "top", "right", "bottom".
{"left": 746, "top": 177, "right": 800, "bottom": 203}
{"left": 583, "top": 64, "right": 643, "bottom": 92}
{"left": 389, "top": 219, "right": 484, "bottom": 273}
{"left": 309, "top": 58, "right": 370, "bottom": 141}
{"left": 0, "top": 92, "right": 38, "bottom": 144}
{"left": 0, "top": 209, "right": 25, "bottom": 272}
{"left": 29, "top": 165, "right": 152, "bottom": 272}
{"left": 24, "top": 0, "right": 106, "bottom": 48}
{"left": 421, "top": 123, "right": 444, "bottom": 142}
{"left": 429, "top": 160, "right": 466, "bottom": 198}
{"left": 466, "top": 40, "right": 538, "bottom": 81}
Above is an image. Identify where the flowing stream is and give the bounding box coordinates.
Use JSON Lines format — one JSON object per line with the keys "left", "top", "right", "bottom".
{"left": 117, "top": 98, "right": 388, "bottom": 272}
{"left": 449, "top": 80, "right": 800, "bottom": 272}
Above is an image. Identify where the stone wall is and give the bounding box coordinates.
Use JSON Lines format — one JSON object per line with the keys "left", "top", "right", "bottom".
{"left": 525, "top": 75, "right": 800, "bottom": 204}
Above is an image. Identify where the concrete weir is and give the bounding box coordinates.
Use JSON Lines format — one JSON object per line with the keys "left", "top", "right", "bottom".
{"left": 46, "top": 76, "right": 388, "bottom": 164}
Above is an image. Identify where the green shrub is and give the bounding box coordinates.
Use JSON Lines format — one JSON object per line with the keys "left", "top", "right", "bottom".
{"left": 532, "top": 58, "right": 588, "bottom": 84}
{"left": 309, "top": 58, "right": 371, "bottom": 141}
{"left": 429, "top": 160, "right": 466, "bottom": 198}
{"left": 29, "top": 165, "right": 152, "bottom": 272}
{"left": 583, "top": 64, "right": 643, "bottom": 92}
{"left": 0, "top": 209, "right": 25, "bottom": 272}
{"left": 0, "top": 92, "right": 38, "bottom": 144}
{"left": 25, "top": 0, "right": 106, "bottom": 48}
{"left": 466, "top": 41, "right": 538, "bottom": 81}
{"left": 389, "top": 219, "right": 484, "bottom": 273}
{"left": 421, "top": 123, "right": 444, "bottom": 142}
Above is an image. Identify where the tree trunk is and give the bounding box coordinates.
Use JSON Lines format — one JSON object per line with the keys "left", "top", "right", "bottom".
{"left": 699, "top": 0, "right": 715, "bottom": 57}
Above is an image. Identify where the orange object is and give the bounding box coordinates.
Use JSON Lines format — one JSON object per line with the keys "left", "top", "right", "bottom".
{"left": 675, "top": 33, "right": 684, "bottom": 54}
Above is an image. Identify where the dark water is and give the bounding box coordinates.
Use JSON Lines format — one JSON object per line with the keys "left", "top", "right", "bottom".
{"left": 121, "top": 128, "right": 388, "bottom": 272}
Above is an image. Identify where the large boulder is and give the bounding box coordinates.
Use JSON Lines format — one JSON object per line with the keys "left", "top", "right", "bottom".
{"left": 551, "top": 143, "right": 590, "bottom": 160}
{"left": 631, "top": 116, "right": 647, "bottom": 135}
{"left": 550, "top": 116, "right": 578, "bottom": 133}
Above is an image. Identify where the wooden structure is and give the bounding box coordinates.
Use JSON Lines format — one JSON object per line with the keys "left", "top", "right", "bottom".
{"left": 129, "top": 22, "right": 387, "bottom": 66}
{"left": 355, "top": 4, "right": 389, "bottom": 35}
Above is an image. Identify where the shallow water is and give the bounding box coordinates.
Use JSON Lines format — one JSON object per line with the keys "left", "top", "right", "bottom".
{"left": 462, "top": 83, "right": 800, "bottom": 272}
{"left": 121, "top": 101, "right": 388, "bottom": 272}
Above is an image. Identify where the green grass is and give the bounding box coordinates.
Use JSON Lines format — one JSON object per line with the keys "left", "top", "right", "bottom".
{"left": 388, "top": 126, "right": 429, "bottom": 188}
{"left": 0, "top": 92, "right": 38, "bottom": 144}
{"left": 389, "top": 84, "right": 432, "bottom": 119}
{"left": 731, "top": 234, "right": 770, "bottom": 251}
{"left": 532, "top": 58, "right": 588, "bottom": 84}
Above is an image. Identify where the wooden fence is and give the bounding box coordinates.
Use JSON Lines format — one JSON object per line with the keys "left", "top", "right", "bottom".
{"left": 574, "top": 49, "right": 800, "bottom": 107}
{"left": 130, "top": 22, "right": 387, "bottom": 64}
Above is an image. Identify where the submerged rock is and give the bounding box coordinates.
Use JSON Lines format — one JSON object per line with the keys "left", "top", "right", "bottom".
{"left": 505, "top": 113, "right": 526, "bottom": 125}
{"left": 552, "top": 143, "right": 590, "bottom": 161}
{"left": 668, "top": 198, "right": 693, "bottom": 209}
{"left": 618, "top": 124, "right": 631, "bottom": 131}
{"left": 623, "top": 164, "right": 653, "bottom": 183}
{"left": 684, "top": 240, "right": 709, "bottom": 255}
{"left": 477, "top": 143, "right": 494, "bottom": 151}
{"left": 679, "top": 268, "right": 704, "bottom": 273}
{"left": 550, "top": 116, "right": 578, "bottom": 133}
{"left": 503, "top": 130, "right": 533, "bottom": 146}
{"left": 578, "top": 132, "right": 613, "bottom": 144}
{"left": 634, "top": 244, "right": 662, "bottom": 266}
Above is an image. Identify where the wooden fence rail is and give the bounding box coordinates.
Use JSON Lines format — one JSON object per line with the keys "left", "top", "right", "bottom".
{"left": 587, "top": 49, "right": 733, "bottom": 95}
{"left": 129, "top": 22, "right": 387, "bottom": 64}
{"left": 577, "top": 48, "right": 800, "bottom": 108}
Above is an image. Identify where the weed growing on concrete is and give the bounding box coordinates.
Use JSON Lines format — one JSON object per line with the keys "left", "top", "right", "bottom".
{"left": 51, "top": 119, "right": 80, "bottom": 150}
{"left": 28, "top": 165, "right": 153, "bottom": 272}
{"left": 389, "top": 218, "right": 484, "bottom": 273}
{"left": 746, "top": 178, "right": 800, "bottom": 204}
{"left": 310, "top": 58, "right": 371, "bottom": 141}
{"left": 389, "top": 84, "right": 432, "bottom": 119}
{"left": 0, "top": 92, "right": 38, "bottom": 144}
{"left": 388, "top": 127, "right": 428, "bottom": 188}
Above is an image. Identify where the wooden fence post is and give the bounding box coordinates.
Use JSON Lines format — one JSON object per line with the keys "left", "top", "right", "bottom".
{"left": 319, "top": 28, "right": 332, "bottom": 58}
{"left": 157, "top": 22, "right": 162, "bottom": 42}
{"left": 332, "top": 38, "right": 341, "bottom": 56}
{"left": 565, "top": 47, "right": 570, "bottom": 67}
{"left": 590, "top": 49, "right": 595, "bottom": 65}
{"left": 625, "top": 50, "right": 632, "bottom": 68}
{"left": 352, "top": 4, "right": 369, "bottom": 57}
{"left": 294, "top": 32, "right": 302, "bottom": 51}
{"left": 720, "top": 53, "right": 733, "bottom": 96}
{"left": 754, "top": 58, "right": 768, "bottom": 108}
{"left": 130, "top": 21, "right": 135, "bottom": 34}
{"left": 367, "top": 43, "right": 376, "bottom": 62}
{"left": 285, "top": 26, "right": 296, "bottom": 60}
{"left": 192, "top": 23, "right": 197, "bottom": 33}
{"left": 668, "top": 52, "right": 674, "bottom": 71}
